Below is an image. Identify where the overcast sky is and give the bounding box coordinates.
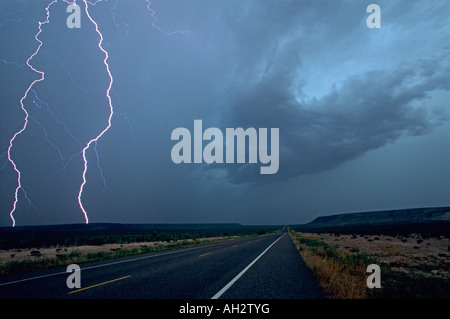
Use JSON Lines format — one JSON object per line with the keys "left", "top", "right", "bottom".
{"left": 0, "top": 0, "right": 449, "bottom": 226}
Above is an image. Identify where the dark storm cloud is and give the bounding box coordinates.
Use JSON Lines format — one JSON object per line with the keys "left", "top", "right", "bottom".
{"left": 1, "top": 0, "right": 449, "bottom": 226}
{"left": 219, "top": 54, "right": 450, "bottom": 184}
{"left": 191, "top": 0, "right": 450, "bottom": 185}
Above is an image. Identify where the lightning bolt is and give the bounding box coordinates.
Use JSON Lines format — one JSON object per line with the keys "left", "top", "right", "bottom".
{"left": 4, "top": 0, "right": 185, "bottom": 226}
{"left": 4, "top": 0, "right": 112, "bottom": 226}
{"left": 144, "top": 0, "right": 187, "bottom": 36}
{"left": 77, "top": 0, "right": 114, "bottom": 224}
{"left": 6, "top": 0, "right": 59, "bottom": 227}
{"left": 79, "top": 0, "right": 181, "bottom": 224}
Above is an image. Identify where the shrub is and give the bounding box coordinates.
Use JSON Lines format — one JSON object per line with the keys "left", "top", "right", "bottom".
{"left": 30, "top": 250, "right": 41, "bottom": 257}
{"left": 289, "top": 229, "right": 450, "bottom": 299}
{"left": 289, "top": 231, "right": 373, "bottom": 299}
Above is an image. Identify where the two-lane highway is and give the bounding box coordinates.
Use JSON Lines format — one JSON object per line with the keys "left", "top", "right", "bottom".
{"left": 0, "top": 232, "right": 324, "bottom": 299}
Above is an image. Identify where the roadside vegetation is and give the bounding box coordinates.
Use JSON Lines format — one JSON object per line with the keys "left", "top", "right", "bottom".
{"left": 0, "top": 228, "right": 272, "bottom": 250}
{"left": 289, "top": 229, "right": 450, "bottom": 299}
{"left": 1, "top": 238, "right": 215, "bottom": 275}
{"left": 0, "top": 228, "right": 277, "bottom": 276}
{"left": 289, "top": 229, "right": 373, "bottom": 298}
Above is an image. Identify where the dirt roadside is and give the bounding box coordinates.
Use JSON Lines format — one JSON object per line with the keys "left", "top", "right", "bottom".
{"left": 297, "top": 232, "right": 450, "bottom": 279}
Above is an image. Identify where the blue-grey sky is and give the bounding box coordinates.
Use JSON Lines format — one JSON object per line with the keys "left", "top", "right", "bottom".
{"left": 0, "top": 0, "right": 449, "bottom": 226}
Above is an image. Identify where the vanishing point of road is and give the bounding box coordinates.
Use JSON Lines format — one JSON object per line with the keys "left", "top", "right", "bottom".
{"left": 0, "top": 232, "right": 324, "bottom": 299}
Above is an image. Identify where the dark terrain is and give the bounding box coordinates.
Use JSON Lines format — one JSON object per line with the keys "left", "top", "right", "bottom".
{"left": 291, "top": 206, "right": 450, "bottom": 236}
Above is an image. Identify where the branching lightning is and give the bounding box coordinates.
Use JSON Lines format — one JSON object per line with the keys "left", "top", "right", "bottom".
{"left": 76, "top": 0, "right": 114, "bottom": 224}
{"left": 6, "top": 0, "right": 58, "bottom": 227}
{"left": 3, "top": 0, "right": 185, "bottom": 226}
{"left": 144, "top": 0, "right": 187, "bottom": 36}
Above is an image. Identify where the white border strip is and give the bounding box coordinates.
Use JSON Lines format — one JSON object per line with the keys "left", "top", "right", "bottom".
{"left": 211, "top": 233, "right": 285, "bottom": 299}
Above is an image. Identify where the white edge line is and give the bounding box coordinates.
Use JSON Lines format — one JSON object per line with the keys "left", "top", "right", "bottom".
{"left": 211, "top": 233, "right": 285, "bottom": 299}
{"left": 0, "top": 235, "right": 269, "bottom": 287}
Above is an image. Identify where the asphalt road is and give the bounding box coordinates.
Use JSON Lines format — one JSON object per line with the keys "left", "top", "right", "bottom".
{"left": 0, "top": 232, "right": 324, "bottom": 299}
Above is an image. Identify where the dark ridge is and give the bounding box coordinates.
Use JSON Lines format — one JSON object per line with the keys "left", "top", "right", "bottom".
{"left": 0, "top": 223, "right": 281, "bottom": 250}
{"left": 0, "top": 223, "right": 247, "bottom": 233}
{"left": 290, "top": 206, "right": 450, "bottom": 237}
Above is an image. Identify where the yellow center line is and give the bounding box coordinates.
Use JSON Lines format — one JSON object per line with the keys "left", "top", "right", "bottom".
{"left": 67, "top": 275, "right": 132, "bottom": 294}
{"left": 199, "top": 252, "right": 212, "bottom": 257}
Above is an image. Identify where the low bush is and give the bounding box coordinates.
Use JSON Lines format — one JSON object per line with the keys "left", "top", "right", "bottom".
{"left": 289, "top": 229, "right": 450, "bottom": 299}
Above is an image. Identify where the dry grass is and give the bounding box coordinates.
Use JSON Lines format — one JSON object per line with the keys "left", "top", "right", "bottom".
{"left": 300, "top": 248, "right": 366, "bottom": 298}
{"left": 290, "top": 230, "right": 372, "bottom": 299}
{"left": 290, "top": 229, "right": 450, "bottom": 299}
{"left": 0, "top": 236, "right": 240, "bottom": 276}
{"left": 304, "top": 232, "right": 450, "bottom": 280}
